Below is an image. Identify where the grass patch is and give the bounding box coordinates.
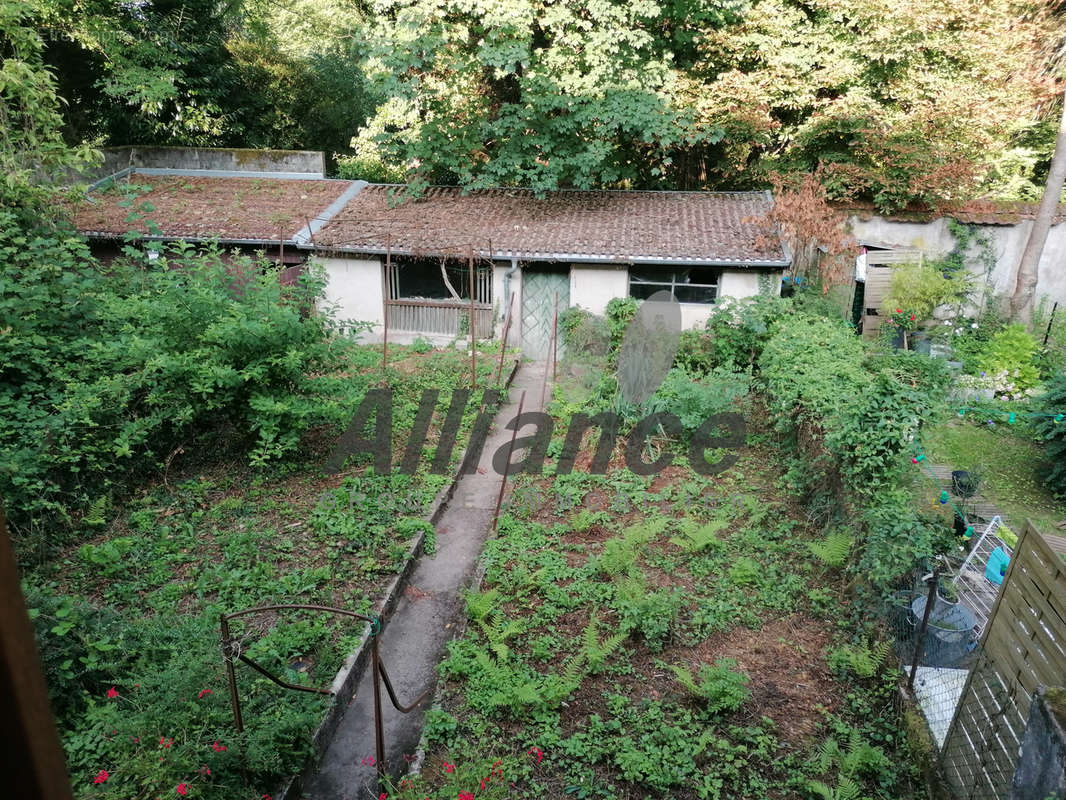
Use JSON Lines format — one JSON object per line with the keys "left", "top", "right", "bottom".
{"left": 921, "top": 419, "right": 1066, "bottom": 532}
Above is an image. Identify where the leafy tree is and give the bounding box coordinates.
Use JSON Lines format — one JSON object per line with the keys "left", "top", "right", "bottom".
{"left": 352, "top": 0, "right": 740, "bottom": 193}
{"left": 693, "top": 0, "right": 1052, "bottom": 209}
{"left": 32, "top": 0, "right": 376, "bottom": 152}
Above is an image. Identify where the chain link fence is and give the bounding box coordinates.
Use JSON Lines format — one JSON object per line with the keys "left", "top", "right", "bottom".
{"left": 877, "top": 521, "right": 1066, "bottom": 800}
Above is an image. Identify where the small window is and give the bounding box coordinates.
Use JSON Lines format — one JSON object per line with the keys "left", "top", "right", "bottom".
{"left": 629, "top": 268, "right": 719, "bottom": 304}
{"left": 389, "top": 257, "right": 492, "bottom": 304}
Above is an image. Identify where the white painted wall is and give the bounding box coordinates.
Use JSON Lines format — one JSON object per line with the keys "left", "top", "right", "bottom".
{"left": 318, "top": 255, "right": 383, "bottom": 340}
{"left": 570, "top": 264, "right": 629, "bottom": 315}
{"left": 847, "top": 215, "right": 1066, "bottom": 310}
{"left": 321, "top": 255, "right": 782, "bottom": 345}
{"left": 569, "top": 265, "right": 776, "bottom": 329}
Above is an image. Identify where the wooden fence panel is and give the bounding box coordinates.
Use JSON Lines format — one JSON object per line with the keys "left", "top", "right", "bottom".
{"left": 940, "top": 522, "right": 1066, "bottom": 799}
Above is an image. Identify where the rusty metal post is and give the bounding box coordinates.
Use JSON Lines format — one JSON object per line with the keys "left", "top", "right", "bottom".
{"left": 495, "top": 292, "right": 515, "bottom": 386}
{"left": 551, "top": 290, "right": 558, "bottom": 384}
{"left": 492, "top": 391, "right": 526, "bottom": 531}
{"left": 371, "top": 633, "right": 387, "bottom": 792}
{"left": 220, "top": 614, "right": 244, "bottom": 733}
{"left": 383, "top": 237, "right": 391, "bottom": 378}
{"left": 469, "top": 248, "right": 476, "bottom": 389}
{"left": 908, "top": 568, "right": 939, "bottom": 691}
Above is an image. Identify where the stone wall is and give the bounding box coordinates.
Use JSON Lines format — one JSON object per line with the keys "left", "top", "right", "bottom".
{"left": 94, "top": 146, "right": 325, "bottom": 178}
{"left": 847, "top": 214, "right": 1066, "bottom": 311}
{"left": 1010, "top": 687, "right": 1066, "bottom": 800}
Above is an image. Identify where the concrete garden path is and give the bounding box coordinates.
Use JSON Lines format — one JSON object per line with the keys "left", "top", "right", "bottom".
{"left": 304, "top": 361, "right": 546, "bottom": 800}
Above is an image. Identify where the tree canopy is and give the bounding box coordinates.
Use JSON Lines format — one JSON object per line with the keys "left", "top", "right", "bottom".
{"left": 10, "top": 0, "right": 1066, "bottom": 208}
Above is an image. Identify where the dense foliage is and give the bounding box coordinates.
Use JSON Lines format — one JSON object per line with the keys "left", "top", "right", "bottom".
{"left": 0, "top": 238, "right": 360, "bottom": 545}
{"left": 10, "top": 0, "right": 1062, "bottom": 208}
{"left": 1035, "top": 371, "right": 1066, "bottom": 497}
{"left": 30, "top": 0, "right": 377, "bottom": 153}
{"left": 347, "top": 0, "right": 1057, "bottom": 206}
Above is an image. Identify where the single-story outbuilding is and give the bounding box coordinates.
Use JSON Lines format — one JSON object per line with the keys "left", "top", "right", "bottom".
{"left": 72, "top": 164, "right": 792, "bottom": 358}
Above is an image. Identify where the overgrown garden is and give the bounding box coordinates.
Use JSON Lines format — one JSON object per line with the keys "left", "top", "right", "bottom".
{"left": 394, "top": 287, "right": 1066, "bottom": 799}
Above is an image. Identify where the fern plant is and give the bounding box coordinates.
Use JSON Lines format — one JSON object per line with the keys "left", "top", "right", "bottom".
{"left": 477, "top": 617, "right": 525, "bottom": 661}
{"left": 809, "top": 531, "right": 852, "bottom": 568}
{"left": 668, "top": 658, "right": 750, "bottom": 714}
{"left": 669, "top": 516, "right": 728, "bottom": 553}
{"left": 807, "top": 777, "right": 861, "bottom": 800}
{"left": 813, "top": 728, "right": 891, "bottom": 776}
{"left": 581, "top": 610, "right": 628, "bottom": 673}
{"left": 599, "top": 517, "right": 668, "bottom": 576}
{"left": 465, "top": 588, "right": 500, "bottom": 622}
{"left": 826, "top": 641, "right": 892, "bottom": 679}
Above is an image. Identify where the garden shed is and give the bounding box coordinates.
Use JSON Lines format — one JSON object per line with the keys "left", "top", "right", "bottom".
{"left": 72, "top": 161, "right": 793, "bottom": 357}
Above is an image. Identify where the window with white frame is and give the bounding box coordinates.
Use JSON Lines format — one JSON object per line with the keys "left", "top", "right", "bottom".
{"left": 628, "top": 267, "right": 720, "bottom": 304}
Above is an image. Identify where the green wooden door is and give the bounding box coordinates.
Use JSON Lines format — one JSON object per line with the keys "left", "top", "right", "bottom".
{"left": 520, "top": 268, "right": 569, "bottom": 360}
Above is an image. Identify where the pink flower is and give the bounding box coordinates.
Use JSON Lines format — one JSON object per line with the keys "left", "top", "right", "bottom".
{"left": 93, "top": 770, "right": 109, "bottom": 784}
{"left": 176, "top": 783, "right": 189, "bottom": 796}
{"left": 106, "top": 687, "right": 119, "bottom": 699}
{"left": 360, "top": 755, "right": 376, "bottom": 766}
{"left": 443, "top": 761, "right": 455, "bottom": 773}
{"left": 197, "top": 689, "right": 212, "bottom": 699}
{"left": 379, "top": 794, "right": 388, "bottom": 800}
{"left": 211, "top": 740, "right": 226, "bottom": 752}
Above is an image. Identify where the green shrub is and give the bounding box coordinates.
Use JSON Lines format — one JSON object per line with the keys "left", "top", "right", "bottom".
{"left": 605, "top": 297, "right": 638, "bottom": 353}
{"left": 976, "top": 323, "right": 1041, "bottom": 394}
{"left": 858, "top": 489, "right": 954, "bottom": 587}
{"left": 643, "top": 367, "right": 751, "bottom": 433}
{"left": 884, "top": 261, "right": 971, "bottom": 321}
{"left": 0, "top": 236, "right": 362, "bottom": 542}
{"left": 559, "top": 306, "right": 609, "bottom": 357}
{"left": 61, "top": 613, "right": 324, "bottom": 799}
{"left": 681, "top": 295, "right": 789, "bottom": 373}
{"left": 1034, "top": 371, "right": 1066, "bottom": 498}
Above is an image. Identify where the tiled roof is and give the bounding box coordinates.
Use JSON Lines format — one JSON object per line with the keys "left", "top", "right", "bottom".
{"left": 314, "top": 186, "right": 789, "bottom": 265}
{"left": 72, "top": 174, "right": 355, "bottom": 241}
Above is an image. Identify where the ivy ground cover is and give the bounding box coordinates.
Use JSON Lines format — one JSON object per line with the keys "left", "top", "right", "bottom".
{"left": 24, "top": 343, "right": 500, "bottom": 800}
{"left": 392, "top": 394, "right": 925, "bottom": 799}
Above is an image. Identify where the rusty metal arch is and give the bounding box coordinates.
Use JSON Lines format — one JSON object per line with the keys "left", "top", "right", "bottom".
{"left": 219, "top": 604, "right": 431, "bottom": 791}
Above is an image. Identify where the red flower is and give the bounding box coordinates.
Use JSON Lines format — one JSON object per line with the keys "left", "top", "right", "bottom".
{"left": 93, "top": 770, "right": 109, "bottom": 784}
{"left": 379, "top": 794, "right": 388, "bottom": 800}
{"left": 528, "top": 746, "right": 543, "bottom": 764}
{"left": 211, "top": 740, "right": 226, "bottom": 752}
{"left": 176, "top": 784, "right": 189, "bottom": 796}
{"left": 160, "top": 737, "right": 173, "bottom": 749}
{"left": 106, "top": 687, "right": 119, "bottom": 699}
{"left": 896, "top": 308, "right": 902, "bottom": 314}
{"left": 458, "top": 792, "right": 474, "bottom": 800}
{"left": 197, "top": 689, "right": 212, "bottom": 699}
{"left": 197, "top": 765, "right": 211, "bottom": 777}
{"left": 443, "top": 761, "right": 455, "bottom": 773}
{"left": 909, "top": 315, "right": 916, "bottom": 321}
{"left": 360, "top": 755, "right": 375, "bottom": 766}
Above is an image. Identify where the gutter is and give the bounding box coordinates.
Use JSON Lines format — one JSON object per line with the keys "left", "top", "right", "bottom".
{"left": 295, "top": 243, "right": 791, "bottom": 269}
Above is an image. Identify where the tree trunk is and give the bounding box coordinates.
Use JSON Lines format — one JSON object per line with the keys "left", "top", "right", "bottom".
{"left": 1011, "top": 91, "right": 1066, "bottom": 326}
